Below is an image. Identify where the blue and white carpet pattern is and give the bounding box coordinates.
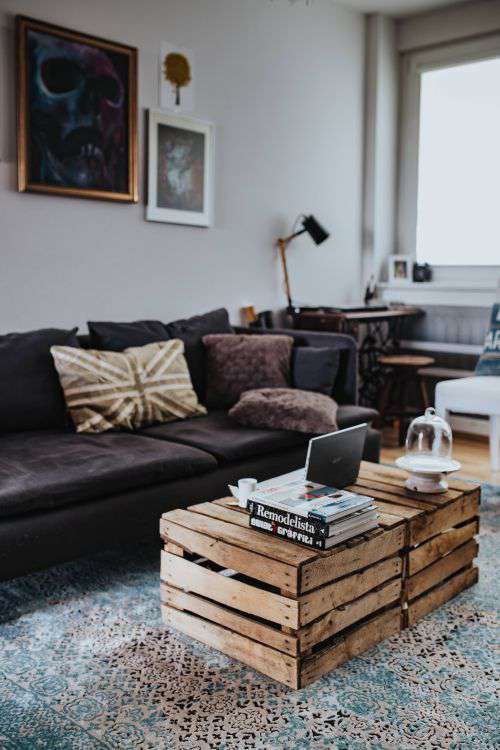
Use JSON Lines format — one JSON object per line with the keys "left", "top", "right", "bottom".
{"left": 0, "top": 486, "right": 498, "bottom": 749}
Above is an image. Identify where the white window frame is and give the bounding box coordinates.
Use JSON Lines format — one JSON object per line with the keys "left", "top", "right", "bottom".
{"left": 397, "top": 33, "right": 500, "bottom": 283}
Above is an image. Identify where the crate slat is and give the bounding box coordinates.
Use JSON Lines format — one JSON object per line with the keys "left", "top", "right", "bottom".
{"left": 300, "top": 578, "right": 402, "bottom": 652}
{"left": 407, "top": 567, "right": 479, "bottom": 626}
{"left": 160, "top": 550, "right": 300, "bottom": 628}
{"left": 406, "top": 539, "right": 478, "bottom": 601}
{"left": 161, "top": 604, "right": 300, "bottom": 689}
{"left": 161, "top": 517, "right": 298, "bottom": 593}
{"left": 300, "top": 607, "right": 401, "bottom": 688}
{"left": 409, "top": 491, "right": 480, "bottom": 545}
{"left": 160, "top": 508, "right": 313, "bottom": 566}
{"left": 160, "top": 583, "right": 298, "bottom": 656}
{"left": 408, "top": 519, "right": 479, "bottom": 576}
{"left": 300, "top": 524, "right": 406, "bottom": 593}
{"left": 300, "top": 556, "right": 402, "bottom": 625}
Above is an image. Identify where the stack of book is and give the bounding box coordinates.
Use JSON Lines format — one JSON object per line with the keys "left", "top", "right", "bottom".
{"left": 247, "top": 478, "right": 378, "bottom": 550}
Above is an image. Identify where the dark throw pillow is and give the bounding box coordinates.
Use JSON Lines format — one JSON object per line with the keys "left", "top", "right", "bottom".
{"left": 166, "top": 308, "right": 233, "bottom": 403}
{"left": 293, "top": 346, "right": 340, "bottom": 396}
{"left": 229, "top": 388, "right": 338, "bottom": 434}
{"left": 88, "top": 320, "right": 169, "bottom": 351}
{"left": 203, "top": 333, "right": 294, "bottom": 409}
{"left": 0, "top": 327, "right": 80, "bottom": 432}
{"left": 476, "top": 303, "right": 500, "bottom": 376}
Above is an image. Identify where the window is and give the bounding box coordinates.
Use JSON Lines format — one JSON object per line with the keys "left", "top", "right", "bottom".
{"left": 416, "top": 57, "right": 500, "bottom": 266}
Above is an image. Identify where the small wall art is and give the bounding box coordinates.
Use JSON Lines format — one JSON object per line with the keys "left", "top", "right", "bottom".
{"left": 159, "top": 42, "right": 194, "bottom": 112}
{"left": 146, "top": 110, "right": 213, "bottom": 227}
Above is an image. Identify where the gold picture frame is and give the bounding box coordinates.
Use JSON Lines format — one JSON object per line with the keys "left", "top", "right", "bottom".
{"left": 16, "top": 15, "right": 138, "bottom": 202}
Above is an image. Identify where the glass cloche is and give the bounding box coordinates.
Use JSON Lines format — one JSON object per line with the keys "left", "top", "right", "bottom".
{"left": 395, "top": 407, "right": 461, "bottom": 493}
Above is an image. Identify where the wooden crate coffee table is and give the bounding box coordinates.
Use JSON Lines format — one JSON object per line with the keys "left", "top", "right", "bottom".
{"left": 159, "top": 461, "right": 480, "bottom": 689}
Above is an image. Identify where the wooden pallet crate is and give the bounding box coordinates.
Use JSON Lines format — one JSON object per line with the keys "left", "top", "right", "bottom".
{"left": 160, "top": 497, "right": 405, "bottom": 689}
{"left": 159, "top": 461, "right": 481, "bottom": 688}
{"left": 351, "top": 462, "right": 480, "bottom": 628}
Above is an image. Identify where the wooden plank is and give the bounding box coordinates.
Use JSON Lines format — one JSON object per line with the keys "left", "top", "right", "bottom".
{"left": 300, "top": 579, "right": 402, "bottom": 652}
{"left": 376, "top": 512, "right": 406, "bottom": 529}
{"left": 161, "top": 551, "right": 299, "bottom": 628}
{"left": 407, "top": 519, "right": 479, "bottom": 576}
{"left": 409, "top": 490, "right": 480, "bottom": 545}
{"left": 300, "top": 607, "right": 401, "bottom": 688}
{"left": 161, "top": 518, "right": 298, "bottom": 593}
{"left": 407, "top": 567, "right": 479, "bottom": 627}
{"left": 357, "top": 497, "right": 423, "bottom": 519}
{"left": 349, "top": 481, "right": 438, "bottom": 510}
{"left": 300, "top": 557, "right": 402, "bottom": 626}
{"left": 300, "top": 524, "right": 406, "bottom": 592}
{"left": 160, "top": 508, "right": 313, "bottom": 566}
{"left": 360, "top": 460, "right": 479, "bottom": 494}
{"left": 357, "top": 468, "right": 458, "bottom": 507}
{"left": 162, "top": 604, "right": 299, "bottom": 689}
{"left": 160, "top": 583, "right": 298, "bottom": 656}
{"left": 406, "top": 540, "right": 478, "bottom": 600}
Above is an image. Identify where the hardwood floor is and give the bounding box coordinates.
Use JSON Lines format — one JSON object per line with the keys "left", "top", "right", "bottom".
{"left": 380, "top": 427, "right": 499, "bottom": 485}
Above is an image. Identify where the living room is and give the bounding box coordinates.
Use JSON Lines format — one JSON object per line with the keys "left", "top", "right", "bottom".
{"left": 0, "top": 0, "right": 498, "bottom": 747}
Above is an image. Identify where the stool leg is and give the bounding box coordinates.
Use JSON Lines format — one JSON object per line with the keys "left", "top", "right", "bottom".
{"left": 419, "top": 376, "right": 429, "bottom": 410}
{"left": 398, "top": 379, "right": 409, "bottom": 446}
{"left": 490, "top": 416, "right": 500, "bottom": 472}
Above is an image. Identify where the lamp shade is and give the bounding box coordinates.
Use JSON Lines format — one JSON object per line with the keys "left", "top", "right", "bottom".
{"left": 302, "top": 215, "right": 329, "bottom": 245}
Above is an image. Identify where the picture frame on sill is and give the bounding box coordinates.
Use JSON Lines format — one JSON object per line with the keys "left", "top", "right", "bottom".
{"left": 146, "top": 110, "right": 213, "bottom": 227}
{"left": 16, "top": 15, "right": 138, "bottom": 203}
{"left": 388, "top": 255, "right": 412, "bottom": 284}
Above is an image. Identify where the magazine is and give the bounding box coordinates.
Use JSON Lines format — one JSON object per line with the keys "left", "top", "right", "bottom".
{"left": 248, "top": 479, "right": 373, "bottom": 523}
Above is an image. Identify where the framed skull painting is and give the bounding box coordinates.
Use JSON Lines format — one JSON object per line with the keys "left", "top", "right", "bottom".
{"left": 16, "top": 16, "right": 138, "bottom": 202}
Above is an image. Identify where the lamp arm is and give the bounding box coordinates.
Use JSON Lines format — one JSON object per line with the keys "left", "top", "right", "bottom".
{"left": 277, "top": 238, "right": 293, "bottom": 309}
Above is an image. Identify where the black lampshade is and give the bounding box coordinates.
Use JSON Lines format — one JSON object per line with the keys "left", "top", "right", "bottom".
{"left": 302, "top": 214, "right": 329, "bottom": 245}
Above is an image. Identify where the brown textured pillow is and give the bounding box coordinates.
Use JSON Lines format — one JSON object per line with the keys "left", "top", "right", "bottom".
{"left": 51, "top": 339, "right": 206, "bottom": 433}
{"left": 203, "top": 334, "right": 294, "bottom": 409}
{"left": 229, "top": 388, "right": 338, "bottom": 434}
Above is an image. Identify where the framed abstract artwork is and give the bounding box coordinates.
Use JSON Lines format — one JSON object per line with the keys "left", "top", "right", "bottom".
{"left": 146, "top": 110, "right": 213, "bottom": 227}
{"left": 16, "top": 15, "right": 138, "bottom": 202}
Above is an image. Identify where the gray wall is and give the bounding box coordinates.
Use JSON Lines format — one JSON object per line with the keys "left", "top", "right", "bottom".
{"left": 0, "top": 0, "right": 365, "bottom": 333}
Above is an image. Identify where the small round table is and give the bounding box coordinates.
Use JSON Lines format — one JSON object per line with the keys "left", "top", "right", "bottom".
{"left": 378, "top": 354, "right": 435, "bottom": 446}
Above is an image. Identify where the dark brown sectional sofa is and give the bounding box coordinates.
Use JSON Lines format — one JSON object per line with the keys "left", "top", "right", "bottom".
{"left": 0, "top": 309, "right": 380, "bottom": 581}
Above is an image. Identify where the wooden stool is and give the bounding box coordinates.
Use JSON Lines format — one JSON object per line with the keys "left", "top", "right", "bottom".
{"left": 378, "top": 355, "right": 435, "bottom": 446}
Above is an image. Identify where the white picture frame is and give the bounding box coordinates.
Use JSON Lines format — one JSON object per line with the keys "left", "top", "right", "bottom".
{"left": 389, "top": 255, "right": 412, "bottom": 284}
{"left": 146, "top": 110, "right": 213, "bottom": 227}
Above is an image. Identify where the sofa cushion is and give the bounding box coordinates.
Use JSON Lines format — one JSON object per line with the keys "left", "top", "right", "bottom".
{"left": 0, "top": 430, "right": 216, "bottom": 518}
{"left": 292, "top": 346, "right": 340, "bottom": 396}
{"left": 229, "top": 388, "right": 338, "bottom": 434}
{"left": 141, "top": 411, "right": 309, "bottom": 463}
{"left": 52, "top": 340, "right": 206, "bottom": 433}
{"left": 203, "top": 334, "right": 294, "bottom": 409}
{"left": 336, "top": 405, "right": 379, "bottom": 429}
{"left": 88, "top": 320, "right": 169, "bottom": 351}
{"left": 165, "top": 308, "right": 233, "bottom": 403}
{"left": 0, "top": 327, "right": 80, "bottom": 433}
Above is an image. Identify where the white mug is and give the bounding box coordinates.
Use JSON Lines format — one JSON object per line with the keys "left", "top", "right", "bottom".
{"left": 238, "top": 477, "right": 257, "bottom": 509}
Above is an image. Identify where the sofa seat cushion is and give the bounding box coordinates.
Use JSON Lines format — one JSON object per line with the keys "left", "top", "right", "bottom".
{"left": 141, "top": 411, "right": 309, "bottom": 463}
{"left": 336, "top": 405, "right": 379, "bottom": 429}
{"left": 0, "top": 430, "right": 216, "bottom": 518}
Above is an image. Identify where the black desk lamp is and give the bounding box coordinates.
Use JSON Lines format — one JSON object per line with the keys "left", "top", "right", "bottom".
{"left": 276, "top": 214, "right": 330, "bottom": 309}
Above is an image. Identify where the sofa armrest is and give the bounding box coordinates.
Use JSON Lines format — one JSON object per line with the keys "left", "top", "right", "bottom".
{"left": 233, "top": 326, "right": 358, "bottom": 405}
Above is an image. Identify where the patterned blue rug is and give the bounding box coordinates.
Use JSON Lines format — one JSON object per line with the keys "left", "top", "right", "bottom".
{"left": 0, "top": 485, "right": 498, "bottom": 750}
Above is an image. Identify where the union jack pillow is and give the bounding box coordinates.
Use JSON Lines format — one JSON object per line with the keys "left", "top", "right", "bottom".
{"left": 51, "top": 339, "right": 206, "bottom": 433}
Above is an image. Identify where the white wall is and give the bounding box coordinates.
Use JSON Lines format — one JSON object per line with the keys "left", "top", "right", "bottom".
{"left": 0, "top": 0, "right": 365, "bottom": 333}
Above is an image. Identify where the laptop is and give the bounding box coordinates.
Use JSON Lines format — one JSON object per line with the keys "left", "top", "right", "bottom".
{"left": 257, "top": 423, "right": 368, "bottom": 491}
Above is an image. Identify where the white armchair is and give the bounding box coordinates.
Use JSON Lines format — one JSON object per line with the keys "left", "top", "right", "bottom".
{"left": 435, "top": 377, "right": 500, "bottom": 471}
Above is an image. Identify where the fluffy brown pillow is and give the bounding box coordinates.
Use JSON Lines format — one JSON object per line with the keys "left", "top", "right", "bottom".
{"left": 229, "top": 388, "right": 338, "bottom": 434}
{"left": 203, "top": 334, "right": 293, "bottom": 409}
